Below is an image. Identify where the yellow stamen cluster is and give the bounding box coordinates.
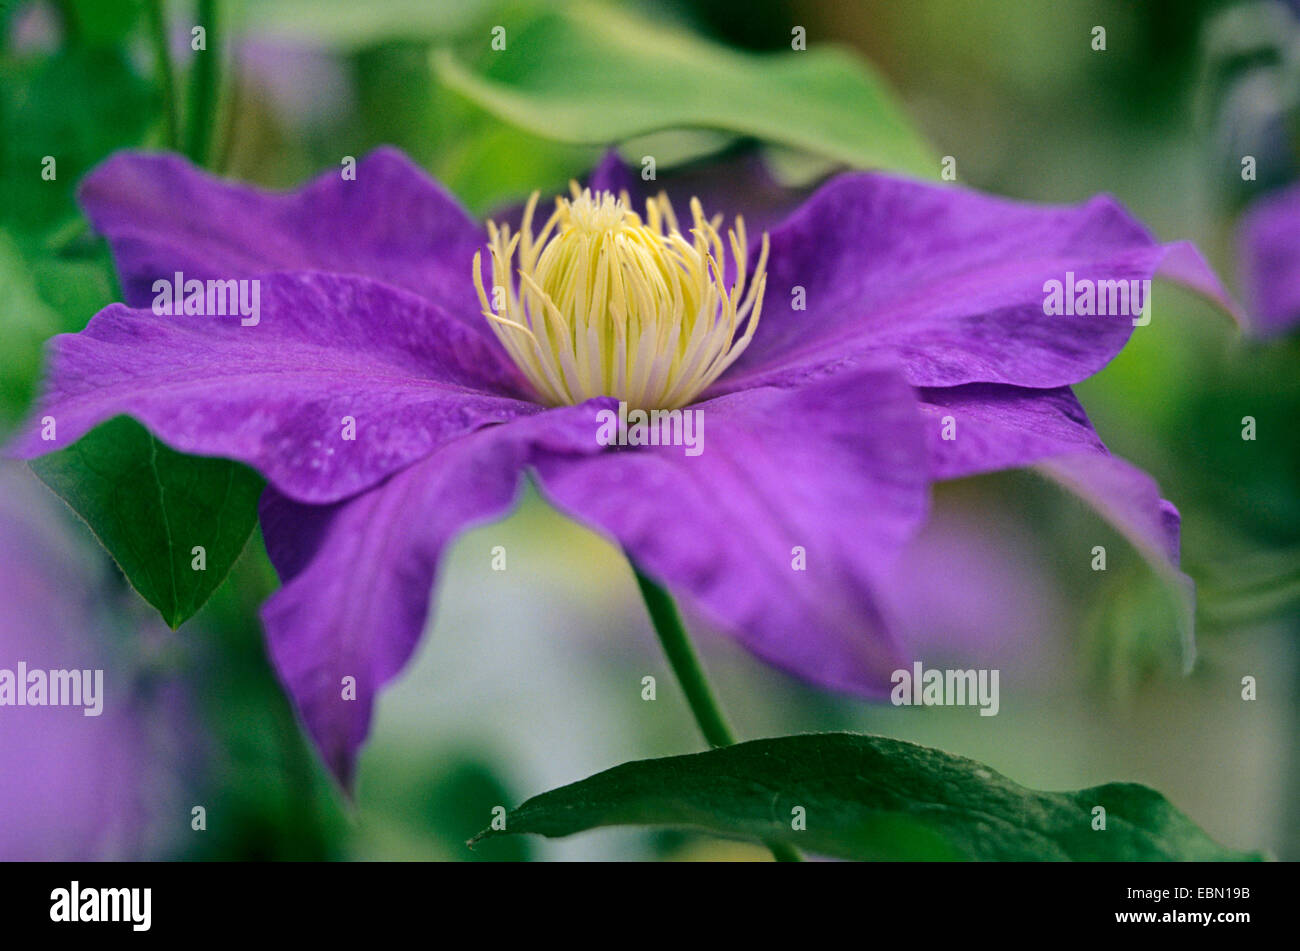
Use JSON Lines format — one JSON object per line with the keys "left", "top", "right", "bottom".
{"left": 474, "top": 184, "right": 768, "bottom": 410}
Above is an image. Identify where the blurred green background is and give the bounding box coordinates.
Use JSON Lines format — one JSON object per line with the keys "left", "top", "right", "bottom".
{"left": 0, "top": 0, "right": 1296, "bottom": 860}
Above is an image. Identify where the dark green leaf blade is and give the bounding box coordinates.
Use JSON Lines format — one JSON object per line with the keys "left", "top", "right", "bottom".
{"left": 29, "top": 416, "right": 263, "bottom": 628}
{"left": 472, "top": 733, "right": 1265, "bottom": 861}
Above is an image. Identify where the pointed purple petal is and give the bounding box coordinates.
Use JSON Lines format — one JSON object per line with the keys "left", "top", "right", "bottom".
{"left": 258, "top": 405, "right": 604, "bottom": 787}
{"left": 1036, "top": 452, "right": 1184, "bottom": 569}
{"left": 917, "top": 383, "right": 1181, "bottom": 565}
{"left": 79, "top": 147, "right": 490, "bottom": 333}
{"left": 1038, "top": 452, "right": 1195, "bottom": 668}
{"left": 720, "top": 173, "right": 1238, "bottom": 393}
{"left": 915, "top": 383, "right": 1193, "bottom": 664}
{"left": 9, "top": 272, "right": 533, "bottom": 503}
{"left": 531, "top": 365, "right": 929, "bottom": 695}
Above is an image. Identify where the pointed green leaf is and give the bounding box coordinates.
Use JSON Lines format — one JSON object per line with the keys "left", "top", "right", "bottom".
{"left": 433, "top": 3, "right": 936, "bottom": 177}
{"left": 29, "top": 417, "right": 263, "bottom": 629}
{"left": 473, "top": 733, "right": 1265, "bottom": 861}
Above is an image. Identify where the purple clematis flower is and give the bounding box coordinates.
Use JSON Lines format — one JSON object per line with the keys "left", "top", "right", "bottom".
{"left": 10, "top": 147, "right": 1236, "bottom": 785}
{"left": 1240, "top": 181, "right": 1300, "bottom": 336}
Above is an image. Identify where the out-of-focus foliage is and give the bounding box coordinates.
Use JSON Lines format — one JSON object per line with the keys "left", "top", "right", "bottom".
{"left": 0, "top": 47, "right": 153, "bottom": 234}
{"left": 1198, "top": 0, "right": 1300, "bottom": 206}
{"left": 0, "top": 0, "right": 1295, "bottom": 861}
{"left": 433, "top": 2, "right": 936, "bottom": 177}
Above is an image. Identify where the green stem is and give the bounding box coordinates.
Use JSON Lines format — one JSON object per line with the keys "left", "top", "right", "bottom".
{"left": 145, "top": 0, "right": 180, "bottom": 150}
{"left": 634, "top": 568, "right": 734, "bottom": 748}
{"left": 184, "top": 0, "right": 220, "bottom": 166}
{"left": 632, "top": 566, "right": 803, "bottom": 863}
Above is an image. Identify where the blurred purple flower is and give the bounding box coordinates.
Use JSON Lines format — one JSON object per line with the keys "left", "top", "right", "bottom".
{"left": 883, "top": 504, "right": 1066, "bottom": 675}
{"left": 8, "top": 1, "right": 59, "bottom": 54}
{"left": 0, "top": 463, "right": 189, "bottom": 859}
{"left": 234, "top": 38, "right": 354, "bottom": 128}
{"left": 1240, "top": 182, "right": 1300, "bottom": 336}
{"left": 10, "top": 148, "right": 1235, "bottom": 785}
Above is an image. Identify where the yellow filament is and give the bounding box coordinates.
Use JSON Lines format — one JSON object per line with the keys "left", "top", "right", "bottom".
{"left": 473, "top": 184, "right": 769, "bottom": 410}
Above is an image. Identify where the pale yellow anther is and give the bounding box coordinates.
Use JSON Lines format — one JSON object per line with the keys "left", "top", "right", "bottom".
{"left": 473, "top": 185, "right": 769, "bottom": 410}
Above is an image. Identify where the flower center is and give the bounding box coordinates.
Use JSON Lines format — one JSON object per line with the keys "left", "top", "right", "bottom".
{"left": 474, "top": 185, "right": 768, "bottom": 410}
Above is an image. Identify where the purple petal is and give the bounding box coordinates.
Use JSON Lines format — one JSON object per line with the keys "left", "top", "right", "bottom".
{"left": 79, "top": 147, "right": 490, "bottom": 333}
{"left": 915, "top": 384, "right": 1193, "bottom": 664}
{"left": 531, "top": 364, "right": 929, "bottom": 696}
{"left": 719, "top": 173, "right": 1238, "bottom": 393}
{"left": 916, "top": 384, "right": 1105, "bottom": 480}
{"left": 917, "top": 384, "right": 1180, "bottom": 565}
{"left": 1240, "top": 182, "right": 1300, "bottom": 336}
{"left": 9, "top": 272, "right": 533, "bottom": 504}
{"left": 258, "top": 405, "right": 605, "bottom": 787}
{"left": 1036, "top": 452, "right": 1184, "bottom": 570}
{"left": 1038, "top": 452, "right": 1196, "bottom": 668}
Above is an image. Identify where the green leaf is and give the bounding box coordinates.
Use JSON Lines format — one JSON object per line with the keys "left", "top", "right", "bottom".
{"left": 433, "top": 2, "right": 936, "bottom": 177}
{"left": 472, "top": 733, "right": 1265, "bottom": 861}
{"left": 29, "top": 416, "right": 264, "bottom": 629}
